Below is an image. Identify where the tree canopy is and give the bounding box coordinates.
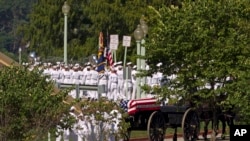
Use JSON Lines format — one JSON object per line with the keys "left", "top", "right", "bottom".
{"left": 0, "top": 66, "right": 71, "bottom": 140}
{"left": 16, "top": 0, "right": 179, "bottom": 63}
{"left": 146, "top": 0, "right": 250, "bottom": 124}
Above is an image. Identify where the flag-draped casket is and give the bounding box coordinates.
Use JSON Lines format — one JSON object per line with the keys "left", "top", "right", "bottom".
{"left": 127, "top": 98, "right": 160, "bottom": 115}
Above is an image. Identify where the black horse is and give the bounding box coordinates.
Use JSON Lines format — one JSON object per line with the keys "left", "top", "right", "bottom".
{"left": 201, "top": 103, "right": 235, "bottom": 140}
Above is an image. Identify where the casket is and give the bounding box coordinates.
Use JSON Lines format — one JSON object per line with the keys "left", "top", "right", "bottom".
{"left": 127, "top": 98, "right": 160, "bottom": 115}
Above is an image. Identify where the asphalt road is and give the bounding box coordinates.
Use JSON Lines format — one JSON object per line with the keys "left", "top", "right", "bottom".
{"left": 130, "top": 134, "right": 230, "bottom": 141}
{"left": 164, "top": 134, "right": 230, "bottom": 141}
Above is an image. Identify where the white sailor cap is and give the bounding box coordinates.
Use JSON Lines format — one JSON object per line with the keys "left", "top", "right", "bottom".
{"left": 117, "top": 61, "right": 122, "bottom": 65}
{"left": 127, "top": 62, "right": 132, "bottom": 65}
{"left": 70, "top": 106, "right": 76, "bottom": 111}
{"left": 86, "top": 62, "right": 91, "bottom": 66}
{"left": 156, "top": 62, "right": 162, "bottom": 67}
{"left": 56, "top": 61, "right": 60, "bottom": 65}
{"left": 78, "top": 113, "right": 83, "bottom": 117}
{"left": 101, "top": 93, "right": 106, "bottom": 97}
{"left": 133, "top": 65, "right": 137, "bottom": 69}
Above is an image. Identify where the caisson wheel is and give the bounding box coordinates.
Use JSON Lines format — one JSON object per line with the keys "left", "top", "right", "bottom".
{"left": 182, "top": 108, "right": 200, "bottom": 141}
{"left": 147, "top": 111, "right": 166, "bottom": 141}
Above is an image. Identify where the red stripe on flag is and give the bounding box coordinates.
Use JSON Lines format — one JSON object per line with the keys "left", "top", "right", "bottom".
{"left": 127, "top": 98, "right": 160, "bottom": 115}
{"left": 106, "top": 49, "right": 114, "bottom": 68}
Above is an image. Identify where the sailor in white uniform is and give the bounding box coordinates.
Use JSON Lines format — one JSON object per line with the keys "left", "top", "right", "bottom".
{"left": 62, "top": 66, "right": 72, "bottom": 84}
{"left": 69, "top": 66, "right": 80, "bottom": 98}
{"left": 109, "top": 105, "right": 122, "bottom": 141}
{"left": 117, "top": 64, "right": 125, "bottom": 99}
{"left": 50, "top": 65, "right": 60, "bottom": 83}
{"left": 90, "top": 65, "right": 99, "bottom": 99}
{"left": 98, "top": 69, "right": 109, "bottom": 98}
{"left": 108, "top": 69, "right": 118, "bottom": 101}
{"left": 123, "top": 62, "right": 133, "bottom": 100}
{"left": 77, "top": 113, "right": 90, "bottom": 141}
{"left": 131, "top": 65, "right": 137, "bottom": 100}
{"left": 83, "top": 65, "right": 92, "bottom": 98}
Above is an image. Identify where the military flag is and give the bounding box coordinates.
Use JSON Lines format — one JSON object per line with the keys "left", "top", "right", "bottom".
{"left": 96, "top": 32, "right": 106, "bottom": 72}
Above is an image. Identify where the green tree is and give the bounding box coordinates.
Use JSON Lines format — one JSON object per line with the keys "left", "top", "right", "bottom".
{"left": 146, "top": 0, "right": 250, "bottom": 140}
{"left": 18, "top": 0, "right": 178, "bottom": 62}
{"left": 0, "top": 0, "right": 36, "bottom": 53}
{"left": 0, "top": 66, "right": 72, "bottom": 141}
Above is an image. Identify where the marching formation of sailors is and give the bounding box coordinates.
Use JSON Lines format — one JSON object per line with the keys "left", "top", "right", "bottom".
{"left": 26, "top": 61, "right": 165, "bottom": 101}
{"left": 56, "top": 104, "right": 123, "bottom": 141}
{"left": 22, "top": 61, "right": 164, "bottom": 141}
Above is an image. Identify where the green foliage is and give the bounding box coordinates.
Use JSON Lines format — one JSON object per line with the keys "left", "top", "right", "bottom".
{"left": 0, "top": 66, "right": 71, "bottom": 140}
{"left": 146, "top": 0, "right": 250, "bottom": 123}
{"left": 0, "top": 0, "right": 36, "bottom": 53}
{"left": 17, "top": 0, "right": 178, "bottom": 62}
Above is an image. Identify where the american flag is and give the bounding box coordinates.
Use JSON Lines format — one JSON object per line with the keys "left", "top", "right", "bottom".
{"left": 106, "top": 47, "right": 114, "bottom": 68}
{"left": 105, "top": 31, "right": 114, "bottom": 68}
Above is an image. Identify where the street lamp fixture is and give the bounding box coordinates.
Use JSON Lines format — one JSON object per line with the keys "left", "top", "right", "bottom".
{"left": 62, "top": 1, "right": 70, "bottom": 65}
{"left": 134, "top": 24, "right": 144, "bottom": 99}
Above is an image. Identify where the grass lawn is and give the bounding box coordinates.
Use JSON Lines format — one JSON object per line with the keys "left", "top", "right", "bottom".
{"left": 130, "top": 122, "right": 230, "bottom": 139}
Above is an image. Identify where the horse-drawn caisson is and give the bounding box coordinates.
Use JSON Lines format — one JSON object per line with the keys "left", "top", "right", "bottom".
{"left": 120, "top": 77, "right": 235, "bottom": 141}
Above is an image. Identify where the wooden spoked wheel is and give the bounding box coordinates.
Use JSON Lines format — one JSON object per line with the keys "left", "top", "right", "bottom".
{"left": 147, "top": 111, "right": 166, "bottom": 141}
{"left": 182, "top": 108, "right": 200, "bottom": 141}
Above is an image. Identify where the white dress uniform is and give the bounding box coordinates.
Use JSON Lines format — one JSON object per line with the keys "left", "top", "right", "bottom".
{"left": 77, "top": 115, "right": 90, "bottom": 141}
{"left": 109, "top": 109, "right": 122, "bottom": 141}
{"left": 90, "top": 68, "right": 99, "bottom": 99}
{"left": 123, "top": 68, "right": 133, "bottom": 100}
{"left": 108, "top": 70, "right": 118, "bottom": 101}
{"left": 131, "top": 67, "right": 137, "bottom": 100}
{"left": 83, "top": 67, "right": 92, "bottom": 98}
{"left": 69, "top": 68, "right": 80, "bottom": 98}
{"left": 42, "top": 67, "right": 51, "bottom": 82}
{"left": 50, "top": 66, "right": 60, "bottom": 83}
{"left": 79, "top": 68, "right": 87, "bottom": 98}
{"left": 117, "top": 66, "right": 124, "bottom": 95}
{"left": 98, "top": 71, "right": 108, "bottom": 98}
{"left": 151, "top": 72, "right": 160, "bottom": 88}
{"left": 62, "top": 68, "right": 72, "bottom": 84}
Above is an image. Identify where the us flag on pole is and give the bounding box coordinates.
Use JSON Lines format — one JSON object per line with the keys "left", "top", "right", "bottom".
{"left": 105, "top": 31, "right": 114, "bottom": 69}
{"left": 106, "top": 47, "right": 114, "bottom": 68}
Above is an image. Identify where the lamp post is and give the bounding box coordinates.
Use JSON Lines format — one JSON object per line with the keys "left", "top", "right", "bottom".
{"left": 134, "top": 24, "right": 144, "bottom": 99}
{"left": 140, "top": 17, "right": 148, "bottom": 98}
{"left": 62, "top": 1, "right": 70, "bottom": 65}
